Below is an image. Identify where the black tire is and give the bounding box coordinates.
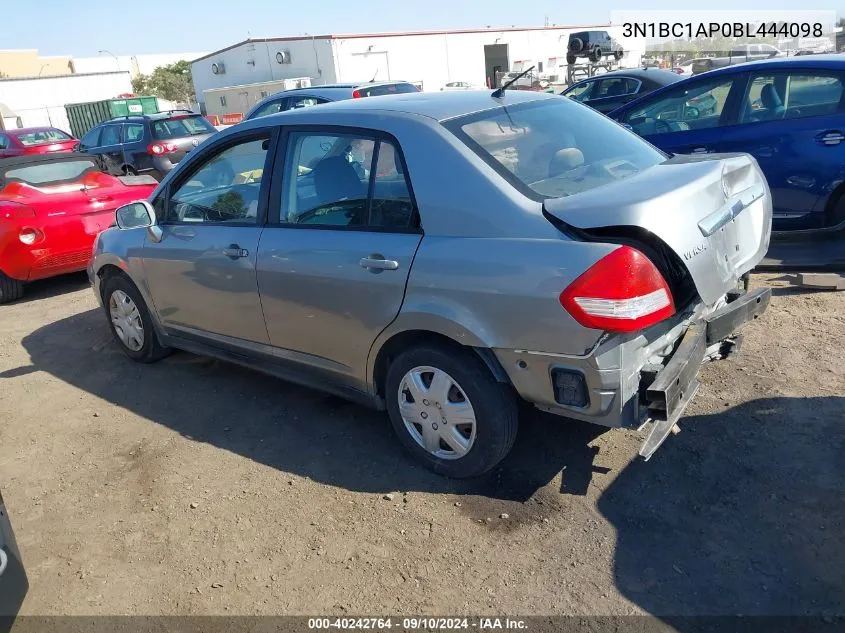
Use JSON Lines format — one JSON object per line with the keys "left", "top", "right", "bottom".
{"left": 825, "top": 197, "right": 845, "bottom": 229}
{"left": 614, "top": 50, "right": 624, "bottom": 61}
{"left": 122, "top": 165, "right": 138, "bottom": 176}
{"left": 385, "top": 344, "right": 518, "bottom": 478}
{"left": 0, "top": 272, "right": 24, "bottom": 304}
{"left": 589, "top": 46, "right": 602, "bottom": 63}
{"left": 102, "top": 274, "right": 170, "bottom": 363}
{"left": 566, "top": 53, "right": 577, "bottom": 65}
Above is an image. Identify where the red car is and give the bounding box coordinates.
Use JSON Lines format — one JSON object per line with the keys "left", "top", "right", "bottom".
{"left": 0, "top": 127, "right": 78, "bottom": 158}
{"left": 0, "top": 153, "right": 157, "bottom": 303}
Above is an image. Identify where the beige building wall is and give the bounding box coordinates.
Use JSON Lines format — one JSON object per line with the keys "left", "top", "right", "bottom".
{"left": 0, "top": 50, "right": 73, "bottom": 78}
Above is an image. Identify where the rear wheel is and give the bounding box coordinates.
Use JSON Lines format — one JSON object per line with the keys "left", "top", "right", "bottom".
{"left": 385, "top": 344, "right": 518, "bottom": 478}
{"left": 122, "top": 165, "right": 137, "bottom": 176}
{"left": 589, "top": 47, "right": 602, "bottom": 62}
{"left": 103, "top": 274, "right": 170, "bottom": 363}
{"left": 614, "top": 50, "right": 624, "bottom": 61}
{"left": 0, "top": 272, "right": 24, "bottom": 304}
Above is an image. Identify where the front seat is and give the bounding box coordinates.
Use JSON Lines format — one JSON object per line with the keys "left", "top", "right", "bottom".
{"left": 756, "top": 84, "right": 785, "bottom": 121}
{"left": 311, "top": 156, "right": 367, "bottom": 223}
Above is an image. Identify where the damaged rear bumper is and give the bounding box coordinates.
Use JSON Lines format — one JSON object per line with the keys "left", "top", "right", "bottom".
{"left": 639, "top": 286, "right": 771, "bottom": 459}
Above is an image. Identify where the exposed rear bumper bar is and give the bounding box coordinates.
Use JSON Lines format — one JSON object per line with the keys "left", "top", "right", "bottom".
{"left": 639, "top": 287, "right": 771, "bottom": 460}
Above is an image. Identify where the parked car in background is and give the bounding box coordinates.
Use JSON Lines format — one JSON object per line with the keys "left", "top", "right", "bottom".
{"left": 567, "top": 30, "right": 624, "bottom": 65}
{"left": 441, "top": 81, "right": 484, "bottom": 91}
{"left": 673, "top": 59, "right": 697, "bottom": 76}
{"left": 610, "top": 55, "right": 845, "bottom": 231}
{"left": 0, "top": 489, "right": 28, "bottom": 624}
{"left": 562, "top": 68, "right": 684, "bottom": 114}
{"left": 0, "top": 153, "right": 157, "bottom": 303}
{"left": 245, "top": 81, "right": 421, "bottom": 120}
{"left": 0, "top": 127, "right": 77, "bottom": 158}
{"left": 91, "top": 90, "right": 770, "bottom": 477}
{"left": 76, "top": 111, "right": 216, "bottom": 181}
{"left": 691, "top": 44, "right": 783, "bottom": 74}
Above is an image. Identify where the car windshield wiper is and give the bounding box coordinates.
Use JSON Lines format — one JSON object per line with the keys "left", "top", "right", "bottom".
{"left": 492, "top": 66, "right": 535, "bottom": 98}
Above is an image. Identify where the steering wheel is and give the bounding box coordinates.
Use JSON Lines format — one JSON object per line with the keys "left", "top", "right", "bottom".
{"left": 654, "top": 118, "right": 674, "bottom": 134}
{"left": 685, "top": 106, "right": 700, "bottom": 120}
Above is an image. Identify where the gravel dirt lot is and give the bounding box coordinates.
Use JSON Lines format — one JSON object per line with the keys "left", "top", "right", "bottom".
{"left": 0, "top": 272, "right": 843, "bottom": 619}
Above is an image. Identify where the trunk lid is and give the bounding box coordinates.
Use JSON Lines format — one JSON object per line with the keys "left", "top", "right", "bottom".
{"left": 544, "top": 153, "right": 772, "bottom": 307}
{"left": 166, "top": 133, "right": 213, "bottom": 163}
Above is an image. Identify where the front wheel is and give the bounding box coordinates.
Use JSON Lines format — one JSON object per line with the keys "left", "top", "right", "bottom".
{"left": 385, "top": 344, "right": 518, "bottom": 478}
{"left": 566, "top": 53, "right": 577, "bottom": 65}
{"left": 614, "top": 50, "right": 623, "bottom": 61}
{"left": 103, "top": 275, "right": 170, "bottom": 363}
{"left": 589, "top": 47, "right": 602, "bottom": 62}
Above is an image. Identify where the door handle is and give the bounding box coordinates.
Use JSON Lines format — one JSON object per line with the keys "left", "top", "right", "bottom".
{"left": 690, "top": 146, "right": 709, "bottom": 154}
{"left": 360, "top": 255, "right": 399, "bottom": 272}
{"left": 223, "top": 244, "right": 249, "bottom": 259}
{"left": 816, "top": 131, "right": 844, "bottom": 146}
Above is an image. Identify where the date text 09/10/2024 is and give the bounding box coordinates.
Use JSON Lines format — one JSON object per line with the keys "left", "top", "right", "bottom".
{"left": 308, "top": 618, "right": 528, "bottom": 630}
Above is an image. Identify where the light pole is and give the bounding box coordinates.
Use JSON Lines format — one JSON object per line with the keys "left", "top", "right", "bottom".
{"left": 98, "top": 49, "right": 120, "bottom": 71}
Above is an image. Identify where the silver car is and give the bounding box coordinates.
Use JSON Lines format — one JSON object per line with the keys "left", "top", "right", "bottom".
{"left": 89, "top": 90, "right": 772, "bottom": 478}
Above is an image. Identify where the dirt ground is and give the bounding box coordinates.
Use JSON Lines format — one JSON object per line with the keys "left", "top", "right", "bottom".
{"left": 0, "top": 272, "right": 843, "bottom": 619}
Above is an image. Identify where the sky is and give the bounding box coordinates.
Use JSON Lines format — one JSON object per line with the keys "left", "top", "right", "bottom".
{"left": 7, "top": 0, "right": 839, "bottom": 57}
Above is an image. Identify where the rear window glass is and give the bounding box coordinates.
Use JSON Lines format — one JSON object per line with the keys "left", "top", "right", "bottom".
{"left": 2, "top": 160, "right": 100, "bottom": 186}
{"left": 152, "top": 115, "right": 215, "bottom": 139}
{"left": 15, "top": 129, "right": 72, "bottom": 146}
{"left": 357, "top": 83, "right": 420, "bottom": 97}
{"left": 444, "top": 98, "right": 666, "bottom": 200}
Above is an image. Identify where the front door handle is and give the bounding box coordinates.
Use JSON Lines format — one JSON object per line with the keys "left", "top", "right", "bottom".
{"left": 817, "top": 131, "right": 844, "bottom": 146}
{"left": 690, "top": 146, "right": 710, "bottom": 154}
{"left": 360, "top": 255, "right": 399, "bottom": 272}
{"left": 223, "top": 244, "right": 249, "bottom": 259}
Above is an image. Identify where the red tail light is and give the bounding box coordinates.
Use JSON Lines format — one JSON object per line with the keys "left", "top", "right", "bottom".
{"left": 560, "top": 246, "right": 675, "bottom": 333}
{"left": 352, "top": 89, "right": 362, "bottom": 98}
{"left": 0, "top": 201, "right": 36, "bottom": 220}
{"left": 147, "top": 142, "right": 178, "bottom": 155}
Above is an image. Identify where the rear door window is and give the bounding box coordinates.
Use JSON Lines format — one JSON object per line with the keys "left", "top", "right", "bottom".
{"left": 80, "top": 127, "right": 101, "bottom": 149}
{"left": 281, "top": 132, "right": 416, "bottom": 229}
{"left": 593, "top": 77, "right": 639, "bottom": 99}
{"left": 123, "top": 123, "right": 145, "bottom": 143}
{"left": 740, "top": 72, "right": 844, "bottom": 123}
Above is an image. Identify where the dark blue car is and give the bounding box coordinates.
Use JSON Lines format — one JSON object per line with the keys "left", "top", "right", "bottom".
{"left": 610, "top": 55, "right": 845, "bottom": 232}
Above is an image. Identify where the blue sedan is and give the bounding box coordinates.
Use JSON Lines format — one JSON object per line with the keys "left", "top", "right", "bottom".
{"left": 610, "top": 55, "right": 845, "bottom": 232}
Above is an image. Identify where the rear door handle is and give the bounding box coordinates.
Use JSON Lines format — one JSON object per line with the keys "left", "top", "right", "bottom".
{"left": 360, "top": 255, "right": 399, "bottom": 271}
{"left": 816, "top": 131, "right": 844, "bottom": 146}
{"left": 223, "top": 244, "right": 249, "bottom": 259}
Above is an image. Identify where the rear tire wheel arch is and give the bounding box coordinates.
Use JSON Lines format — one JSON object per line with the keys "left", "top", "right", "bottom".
{"left": 384, "top": 343, "right": 518, "bottom": 478}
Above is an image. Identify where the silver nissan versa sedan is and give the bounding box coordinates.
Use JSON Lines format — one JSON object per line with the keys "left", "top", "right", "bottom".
{"left": 89, "top": 90, "right": 772, "bottom": 477}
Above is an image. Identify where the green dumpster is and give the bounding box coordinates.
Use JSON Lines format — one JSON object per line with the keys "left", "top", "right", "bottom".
{"left": 65, "top": 97, "right": 159, "bottom": 139}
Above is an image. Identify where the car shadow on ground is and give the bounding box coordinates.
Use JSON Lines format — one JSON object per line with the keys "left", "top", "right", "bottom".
{"left": 11, "top": 309, "right": 845, "bottom": 616}
{"left": 13, "top": 308, "right": 609, "bottom": 502}
{"left": 599, "top": 394, "right": 845, "bottom": 617}
{"left": 9, "top": 272, "right": 90, "bottom": 305}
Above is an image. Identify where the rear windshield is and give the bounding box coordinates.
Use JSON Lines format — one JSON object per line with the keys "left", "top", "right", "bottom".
{"left": 357, "top": 83, "right": 420, "bottom": 98}
{"left": 15, "top": 129, "right": 72, "bottom": 146}
{"left": 152, "top": 115, "right": 215, "bottom": 140}
{"left": 444, "top": 98, "right": 666, "bottom": 200}
{"left": 2, "top": 159, "right": 100, "bottom": 186}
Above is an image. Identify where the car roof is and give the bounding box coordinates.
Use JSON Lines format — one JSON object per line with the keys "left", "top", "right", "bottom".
{"left": 245, "top": 89, "right": 556, "bottom": 125}
{"left": 703, "top": 54, "right": 845, "bottom": 76}
{"left": 571, "top": 68, "right": 682, "bottom": 85}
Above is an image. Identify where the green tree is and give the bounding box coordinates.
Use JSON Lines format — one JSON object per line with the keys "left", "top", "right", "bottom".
{"left": 131, "top": 60, "right": 194, "bottom": 103}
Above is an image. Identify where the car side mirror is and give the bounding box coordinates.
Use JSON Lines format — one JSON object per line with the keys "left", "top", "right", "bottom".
{"left": 115, "top": 200, "right": 162, "bottom": 242}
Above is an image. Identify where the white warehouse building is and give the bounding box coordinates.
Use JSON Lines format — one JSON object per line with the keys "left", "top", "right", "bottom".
{"left": 191, "top": 25, "right": 645, "bottom": 114}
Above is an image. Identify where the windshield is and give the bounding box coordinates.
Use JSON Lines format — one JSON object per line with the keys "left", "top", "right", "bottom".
{"left": 444, "top": 98, "right": 666, "bottom": 200}
{"left": 2, "top": 159, "right": 99, "bottom": 186}
{"left": 152, "top": 115, "right": 214, "bottom": 139}
{"left": 15, "top": 129, "right": 72, "bottom": 146}
{"left": 356, "top": 83, "right": 419, "bottom": 97}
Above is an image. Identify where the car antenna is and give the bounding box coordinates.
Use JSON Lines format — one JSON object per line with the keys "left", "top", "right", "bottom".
{"left": 492, "top": 65, "right": 535, "bottom": 98}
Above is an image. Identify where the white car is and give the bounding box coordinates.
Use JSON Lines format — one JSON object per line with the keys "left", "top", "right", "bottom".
{"left": 441, "top": 81, "right": 484, "bottom": 91}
